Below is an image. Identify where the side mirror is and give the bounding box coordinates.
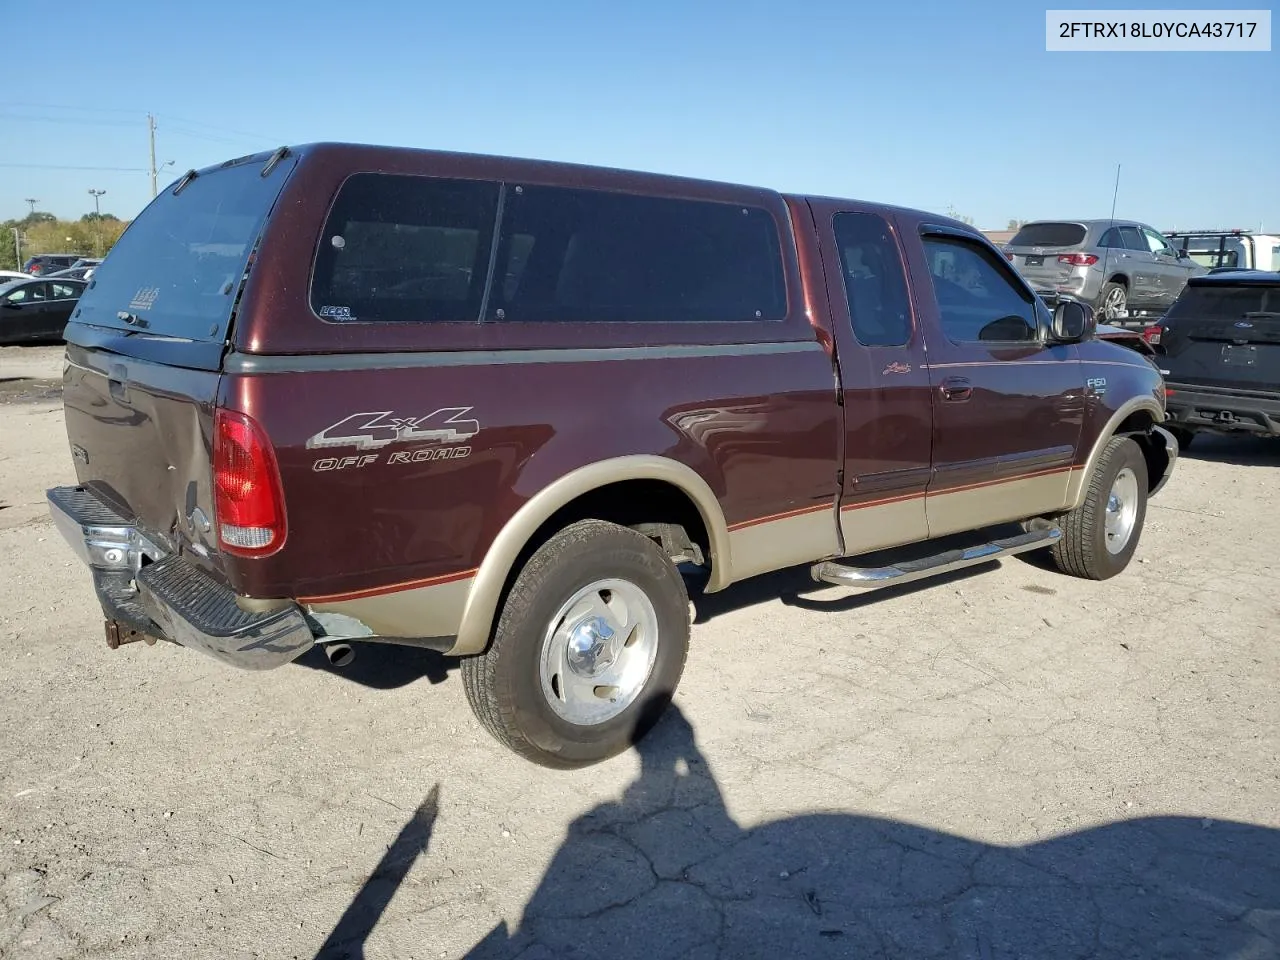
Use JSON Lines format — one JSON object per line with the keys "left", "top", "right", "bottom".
{"left": 1, "top": 301, "right": 20, "bottom": 310}
{"left": 1052, "top": 298, "right": 1094, "bottom": 342}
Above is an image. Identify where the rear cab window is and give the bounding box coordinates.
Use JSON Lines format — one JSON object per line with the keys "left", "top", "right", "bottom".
{"left": 72, "top": 153, "right": 297, "bottom": 343}
{"left": 1009, "top": 222, "right": 1087, "bottom": 248}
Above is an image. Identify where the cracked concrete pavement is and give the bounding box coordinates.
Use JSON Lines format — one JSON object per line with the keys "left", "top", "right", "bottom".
{"left": 1, "top": 344, "right": 1277, "bottom": 959}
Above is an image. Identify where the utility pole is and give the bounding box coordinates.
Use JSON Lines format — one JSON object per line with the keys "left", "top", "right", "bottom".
{"left": 11, "top": 228, "right": 21, "bottom": 269}
{"left": 148, "top": 113, "right": 158, "bottom": 198}
{"left": 23, "top": 198, "right": 38, "bottom": 215}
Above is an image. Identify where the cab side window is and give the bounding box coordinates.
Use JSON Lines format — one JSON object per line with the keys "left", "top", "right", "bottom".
{"left": 832, "top": 212, "right": 912, "bottom": 346}
{"left": 923, "top": 237, "right": 1038, "bottom": 343}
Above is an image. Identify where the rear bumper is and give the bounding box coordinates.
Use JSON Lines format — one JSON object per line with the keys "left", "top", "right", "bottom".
{"left": 46, "top": 486, "right": 316, "bottom": 670}
{"left": 1164, "top": 383, "right": 1280, "bottom": 436}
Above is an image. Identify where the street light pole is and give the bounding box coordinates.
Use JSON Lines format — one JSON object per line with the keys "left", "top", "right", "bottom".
{"left": 148, "top": 113, "right": 158, "bottom": 198}
{"left": 88, "top": 189, "right": 107, "bottom": 256}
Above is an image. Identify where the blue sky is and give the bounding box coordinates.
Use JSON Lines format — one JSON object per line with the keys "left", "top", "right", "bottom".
{"left": 2, "top": 0, "right": 1275, "bottom": 231}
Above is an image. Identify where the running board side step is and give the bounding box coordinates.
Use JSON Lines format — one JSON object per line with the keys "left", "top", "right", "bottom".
{"left": 811, "top": 526, "right": 1062, "bottom": 590}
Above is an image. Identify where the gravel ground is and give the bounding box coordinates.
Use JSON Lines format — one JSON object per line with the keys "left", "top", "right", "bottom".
{"left": 1, "top": 344, "right": 1277, "bottom": 959}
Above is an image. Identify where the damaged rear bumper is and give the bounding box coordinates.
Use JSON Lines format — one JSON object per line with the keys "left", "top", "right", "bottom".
{"left": 46, "top": 486, "right": 315, "bottom": 670}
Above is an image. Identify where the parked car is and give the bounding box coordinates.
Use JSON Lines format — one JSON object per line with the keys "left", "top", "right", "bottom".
{"left": 1146, "top": 270, "right": 1280, "bottom": 447}
{"left": 21, "top": 253, "right": 81, "bottom": 276}
{"left": 0, "top": 270, "right": 32, "bottom": 285}
{"left": 45, "top": 143, "right": 1178, "bottom": 768}
{"left": 0, "top": 277, "right": 86, "bottom": 344}
{"left": 1004, "top": 219, "right": 1206, "bottom": 324}
{"left": 1164, "top": 229, "right": 1280, "bottom": 273}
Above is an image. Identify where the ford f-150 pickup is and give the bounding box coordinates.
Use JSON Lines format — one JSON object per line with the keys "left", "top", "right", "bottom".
{"left": 46, "top": 143, "right": 1178, "bottom": 768}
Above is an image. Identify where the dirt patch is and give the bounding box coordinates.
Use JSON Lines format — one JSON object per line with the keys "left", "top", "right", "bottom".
{"left": 0, "top": 379, "right": 63, "bottom": 406}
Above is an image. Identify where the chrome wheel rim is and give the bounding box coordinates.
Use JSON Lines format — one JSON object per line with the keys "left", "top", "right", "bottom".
{"left": 539, "top": 578, "right": 659, "bottom": 726}
{"left": 1101, "top": 286, "right": 1126, "bottom": 320}
{"left": 1104, "top": 467, "right": 1139, "bottom": 555}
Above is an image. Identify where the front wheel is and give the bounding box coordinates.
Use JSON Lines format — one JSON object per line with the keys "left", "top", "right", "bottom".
{"left": 1049, "top": 436, "right": 1149, "bottom": 580}
{"left": 461, "top": 519, "right": 691, "bottom": 769}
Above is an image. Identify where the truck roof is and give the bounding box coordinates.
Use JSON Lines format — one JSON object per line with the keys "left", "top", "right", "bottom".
{"left": 182, "top": 141, "right": 979, "bottom": 238}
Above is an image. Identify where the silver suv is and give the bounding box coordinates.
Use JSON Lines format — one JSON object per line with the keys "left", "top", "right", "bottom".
{"left": 1004, "top": 220, "right": 1206, "bottom": 323}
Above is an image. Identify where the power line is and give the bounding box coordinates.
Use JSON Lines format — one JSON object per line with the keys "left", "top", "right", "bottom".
{"left": 0, "top": 101, "right": 142, "bottom": 116}
{"left": 0, "top": 111, "right": 140, "bottom": 128}
{"left": 0, "top": 102, "right": 274, "bottom": 144}
{"left": 158, "top": 114, "right": 273, "bottom": 144}
{"left": 0, "top": 162, "right": 148, "bottom": 172}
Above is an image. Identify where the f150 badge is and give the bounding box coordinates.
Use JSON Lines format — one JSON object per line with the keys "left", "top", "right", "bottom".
{"left": 306, "top": 407, "right": 479, "bottom": 471}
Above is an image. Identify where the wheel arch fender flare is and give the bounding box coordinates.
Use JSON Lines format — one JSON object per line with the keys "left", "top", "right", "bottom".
{"left": 1066, "top": 396, "right": 1165, "bottom": 509}
{"left": 452, "top": 455, "right": 732, "bottom": 656}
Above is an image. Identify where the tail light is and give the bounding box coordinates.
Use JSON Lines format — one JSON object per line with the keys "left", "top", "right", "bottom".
{"left": 1058, "top": 253, "right": 1099, "bottom": 266}
{"left": 1004, "top": 251, "right": 1015, "bottom": 262}
{"left": 213, "top": 408, "right": 287, "bottom": 557}
{"left": 1142, "top": 324, "right": 1163, "bottom": 345}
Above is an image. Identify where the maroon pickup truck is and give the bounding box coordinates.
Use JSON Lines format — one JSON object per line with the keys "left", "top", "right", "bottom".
{"left": 47, "top": 143, "right": 1178, "bottom": 768}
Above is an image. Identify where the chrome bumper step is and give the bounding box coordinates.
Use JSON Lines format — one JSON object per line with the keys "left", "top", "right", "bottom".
{"left": 46, "top": 485, "right": 316, "bottom": 670}
{"left": 811, "top": 525, "right": 1062, "bottom": 590}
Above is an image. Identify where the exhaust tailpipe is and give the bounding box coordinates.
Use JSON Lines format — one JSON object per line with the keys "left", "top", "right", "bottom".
{"left": 324, "top": 643, "right": 355, "bottom": 668}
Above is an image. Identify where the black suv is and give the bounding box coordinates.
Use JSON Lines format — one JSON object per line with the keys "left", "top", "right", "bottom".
{"left": 22, "top": 254, "right": 81, "bottom": 276}
{"left": 1150, "top": 270, "right": 1280, "bottom": 446}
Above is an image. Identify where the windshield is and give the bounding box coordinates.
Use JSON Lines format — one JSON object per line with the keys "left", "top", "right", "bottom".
{"left": 73, "top": 155, "right": 296, "bottom": 342}
{"left": 1008, "top": 222, "right": 1087, "bottom": 247}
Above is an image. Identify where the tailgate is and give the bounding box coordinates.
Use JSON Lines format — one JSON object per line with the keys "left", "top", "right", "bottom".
{"left": 55, "top": 148, "right": 298, "bottom": 583}
{"left": 63, "top": 342, "right": 223, "bottom": 572}
{"left": 1160, "top": 280, "right": 1280, "bottom": 391}
{"left": 1009, "top": 250, "right": 1075, "bottom": 289}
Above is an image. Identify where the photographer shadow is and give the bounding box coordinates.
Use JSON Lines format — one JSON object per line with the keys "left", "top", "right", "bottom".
{"left": 461, "top": 705, "right": 1279, "bottom": 959}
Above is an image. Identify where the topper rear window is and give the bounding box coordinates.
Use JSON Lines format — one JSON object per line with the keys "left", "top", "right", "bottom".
{"left": 72, "top": 155, "right": 296, "bottom": 342}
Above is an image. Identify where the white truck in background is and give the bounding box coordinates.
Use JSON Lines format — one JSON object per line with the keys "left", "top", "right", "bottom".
{"left": 1165, "top": 229, "right": 1280, "bottom": 273}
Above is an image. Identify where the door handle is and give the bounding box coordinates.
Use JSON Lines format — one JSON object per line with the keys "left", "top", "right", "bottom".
{"left": 940, "top": 376, "right": 972, "bottom": 402}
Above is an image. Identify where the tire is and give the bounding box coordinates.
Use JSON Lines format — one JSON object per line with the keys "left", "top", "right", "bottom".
{"left": 461, "top": 519, "right": 691, "bottom": 769}
{"left": 1050, "top": 436, "right": 1149, "bottom": 580}
{"left": 1096, "top": 281, "right": 1128, "bottom": 322}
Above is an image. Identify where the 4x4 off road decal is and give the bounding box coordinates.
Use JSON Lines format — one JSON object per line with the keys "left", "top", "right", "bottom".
{"left": 306, "top": 408, "right": 478, "bottom": 471}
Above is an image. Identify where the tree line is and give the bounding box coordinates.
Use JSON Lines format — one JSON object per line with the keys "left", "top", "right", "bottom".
{"left": 0, "top": 211, "right": 131, "bottom": 271}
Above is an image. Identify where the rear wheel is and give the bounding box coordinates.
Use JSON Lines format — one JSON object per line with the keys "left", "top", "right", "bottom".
{"left": 1097, "top": 281, "right": 1128, "bottom": 322}
{"left": 461, "top": 519, "right": 690, "bottom": 769}
{"left": 1050, "top": 436, "right": 1148, "bottom": 580}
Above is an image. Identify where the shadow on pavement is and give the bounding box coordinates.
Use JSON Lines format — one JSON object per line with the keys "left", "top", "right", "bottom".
{"left": 314, "top": 785, "right": 441, "bottom": 960}
{"left": 452, "top": 705, "right": 1279, "bottom": 959}
{"left": 293, "top": 642, "right": 459, "bottom": 689}
{"left": 1180, "top": 433, "right": 1280, "bottom": 468}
